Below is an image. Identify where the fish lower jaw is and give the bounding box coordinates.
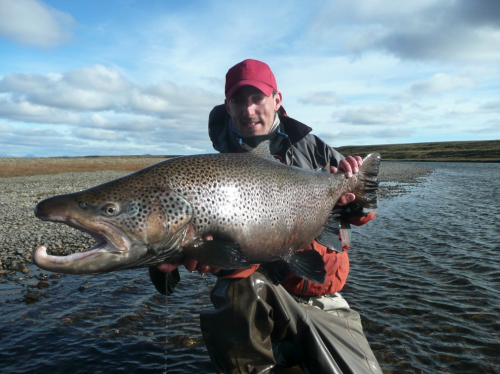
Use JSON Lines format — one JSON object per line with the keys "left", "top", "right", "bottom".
{"left": 33, "top": 244, "right": 105, "bottom": 268}
{"left": 36, "top": 218, "right": 131, "bottom": 262}
{"left": 34, "top": 235, "right": 127, "bottom": 266}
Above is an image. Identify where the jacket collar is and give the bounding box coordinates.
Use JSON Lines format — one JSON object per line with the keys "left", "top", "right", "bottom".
{"left": 208, "top": 104, "right": 312, "bottom": 153}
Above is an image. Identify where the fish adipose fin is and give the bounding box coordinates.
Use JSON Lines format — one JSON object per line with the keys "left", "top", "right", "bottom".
{"left": 286, "top": 250, "right": 326, "bottom": 284}
{"left": 184, "top": 240, "right": 251, "bottom": 270}
{"left": 352, "top": 153, "right": 381, "bottom": 210}
{"left": 148, "top": 267, "right": 180, "bottom": 296}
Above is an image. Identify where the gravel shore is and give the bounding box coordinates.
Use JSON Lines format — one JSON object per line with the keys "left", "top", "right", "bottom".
{"left": 0, "top": 162, "right": 433, "bottom": 275}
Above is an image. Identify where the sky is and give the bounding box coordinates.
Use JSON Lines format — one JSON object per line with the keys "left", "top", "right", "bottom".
{"left": 0, "top": 0, "right": 499, "bottom": 157}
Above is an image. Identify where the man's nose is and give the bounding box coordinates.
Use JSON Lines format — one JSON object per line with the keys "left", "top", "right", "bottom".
{"left": 244, "top": 101, "right": 256, "bottom": 117}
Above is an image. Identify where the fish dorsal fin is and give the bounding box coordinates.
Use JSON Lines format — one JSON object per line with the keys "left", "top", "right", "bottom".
{"left": 249, "top": 140, "right": 280, "bottom": 163}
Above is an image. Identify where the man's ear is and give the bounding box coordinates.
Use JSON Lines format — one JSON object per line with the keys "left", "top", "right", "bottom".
{"left": 274, "top": 91, "right": 283, "bottom": 111}
{"left": 224, "top": 99, "right": 230, "bottom": 113}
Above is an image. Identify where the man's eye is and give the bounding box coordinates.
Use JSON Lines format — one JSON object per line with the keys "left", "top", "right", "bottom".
{"left": 252, "top": 96, "right": 267, "bottom": 105}
{"left": 231, "top": 98, "right": 244, "bottom": 105}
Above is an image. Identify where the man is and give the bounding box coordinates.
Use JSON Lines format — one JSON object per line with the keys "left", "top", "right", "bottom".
{"left": 150, "top": 59, "right": 382, "bottom": 374}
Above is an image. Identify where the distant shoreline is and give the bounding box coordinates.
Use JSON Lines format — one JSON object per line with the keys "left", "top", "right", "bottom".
{"left": 2, "top": 140, "right": 499, "bottom": 173}
{"left": 381, "top": 159, "right": 500, "bottom": 163}
{"left": 336, "top": 139, "right": 500, "bottom": 163}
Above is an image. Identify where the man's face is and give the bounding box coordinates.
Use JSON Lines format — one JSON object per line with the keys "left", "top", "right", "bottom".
{"left": 225, "top": 85, "right": 282, "bottom": 137}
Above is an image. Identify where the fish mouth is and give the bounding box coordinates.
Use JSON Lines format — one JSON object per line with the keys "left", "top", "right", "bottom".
{"left": 34, "top": 215, "right": 132, "bottom": 266}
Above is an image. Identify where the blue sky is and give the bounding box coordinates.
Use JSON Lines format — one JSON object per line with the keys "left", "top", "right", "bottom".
{"left": 0, "top": 0, "right": 499, "bottom": 157}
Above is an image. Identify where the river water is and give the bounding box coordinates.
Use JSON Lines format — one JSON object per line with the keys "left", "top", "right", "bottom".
{"left": 1, "top": 162, "right": 499, "bottom": 374}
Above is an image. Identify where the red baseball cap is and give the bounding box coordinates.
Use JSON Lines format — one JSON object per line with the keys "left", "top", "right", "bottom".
{"left": 225, "top": 59, "right": 278, "bottom": 100}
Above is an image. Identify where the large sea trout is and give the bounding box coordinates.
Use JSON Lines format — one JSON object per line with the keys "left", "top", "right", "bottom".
{"left": 33, "top": 142, "right": 380, "bottom": 288}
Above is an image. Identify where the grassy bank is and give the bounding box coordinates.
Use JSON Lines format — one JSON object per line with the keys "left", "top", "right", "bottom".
{"left": 0, "top": 155, "right": 173, "bottom": 178}
{"left": 336, "top": 140, "right": 500, "bottom": 162}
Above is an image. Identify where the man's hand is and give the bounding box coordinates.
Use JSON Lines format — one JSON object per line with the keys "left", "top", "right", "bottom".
{"left": 153, "top": 235, "right": 220, "bottom": 274}
{"left": 330, "top": 155, "right": 363, "bottom": 206}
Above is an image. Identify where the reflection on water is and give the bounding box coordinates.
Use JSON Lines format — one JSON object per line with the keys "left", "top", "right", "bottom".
{"left": 1, "top": 268, "right": 217, "bottom": 373}
{"left": 347, "top": 162, "right": 500, "bottom": 374}
{"left": 1, "top": 162, "right": 499, "bottom": 373}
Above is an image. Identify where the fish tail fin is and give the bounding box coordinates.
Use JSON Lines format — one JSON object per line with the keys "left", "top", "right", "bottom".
{"left": 352, "top": 152, "right": 381, "bottom": 209}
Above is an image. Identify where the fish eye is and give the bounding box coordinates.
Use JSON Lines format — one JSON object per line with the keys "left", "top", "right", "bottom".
{"left": 79, "top": 201, "right": 88, "bottom": 209}
{"left": 102, "top": 203, "right": 119, "bottom": 216}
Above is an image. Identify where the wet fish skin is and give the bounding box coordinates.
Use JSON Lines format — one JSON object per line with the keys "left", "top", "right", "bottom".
{"left": 33, "top": 141, "right": 380, "bottom": 284}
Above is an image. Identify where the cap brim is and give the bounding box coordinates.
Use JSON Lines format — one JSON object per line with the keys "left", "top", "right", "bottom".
{"left": 225, "top": 80, "right": 275, "bottom": 100}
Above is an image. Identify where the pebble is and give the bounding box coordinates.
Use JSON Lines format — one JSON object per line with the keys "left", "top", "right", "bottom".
{"left": 0, "top": 165, "right": 433, "bottom": 272}
{"left": 37, "top": 281, "right": 50, "bottom": 289}
{"left": 25, "top": 293, "right": 41, "bottom": 302}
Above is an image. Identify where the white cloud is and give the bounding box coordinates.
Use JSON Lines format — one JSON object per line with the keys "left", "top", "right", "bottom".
{"left": 72, "top": 128, "right": 129, "bottom": 141}
{"left": 81, "top": 113, "right": 163, "bottom": 132}
{"left": 14, "top": 127, "right": 62, "bottom": 137}
{"left": 335, "top": 105, "right": 406, "bottom": 125}
{"left": 64, "top": 65, "right": 131, "bottom": 93}
{"left": 309, "top": 0, "right": 500, "bottom": 62}
{"left": 318, "top": 125, "right": 415, "bottom": 144}
{"left": 396, "top": 73, "right": 476, "bottom": 100}
{"left": 0, "top": 120, "right": 213, "bottom": 157}
{"left": 0, "top": 122, "right": 13, "bottom": 132}
{"left": 2, "top": 135, "right": 79, "bottom": 149}
{"left": 372, "top": 126, "right": 415, "bottom": 138}
{"left": 126, "top": 82, "right": 220, "bottom": 118}
{"left": 0, "top": 96, "right": 81, "bottom": 124}
{"left": 0, "top": 62, "right": 222, "bottom": 157}
{"left": 445, "top": 103, "right": 480, "bottom": 119}
{"left": 0, "top": 73, "right": 52, "bottom": 93}
{"left": 0, "top": 0, "right": 77, "bottom": 48}
{"left": 0, "top": 65, "right": 221, "bottom": 124}
{"left": 474, "top": 123, "right": 500, "bottom": 134}
{"left": 0, "top": 66, "right": 129, "bottom": 111}
{"left": 0, "top": 125, "right": 73, "bottom": 156}
{"left": 298, "top": 91, "right": 344, "bottom": 106}
{"left": 480, "top": 100, "right": 500, "bottom": 112}
{"left": 319, "top": 128, "right": 373, "bottom": 141}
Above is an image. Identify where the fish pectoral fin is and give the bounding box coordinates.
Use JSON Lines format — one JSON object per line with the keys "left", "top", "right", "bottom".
{"left": 261, "top": 261, "right": 291, "bottom": 285}
{"left": 286, "top": 250, "right": 326, "bottom": 284}
{"left": 148, "top": 267, "right": 180, "bottom": 296}
{"left": 184, "top": 240, "right": 251, "bottom": 270}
